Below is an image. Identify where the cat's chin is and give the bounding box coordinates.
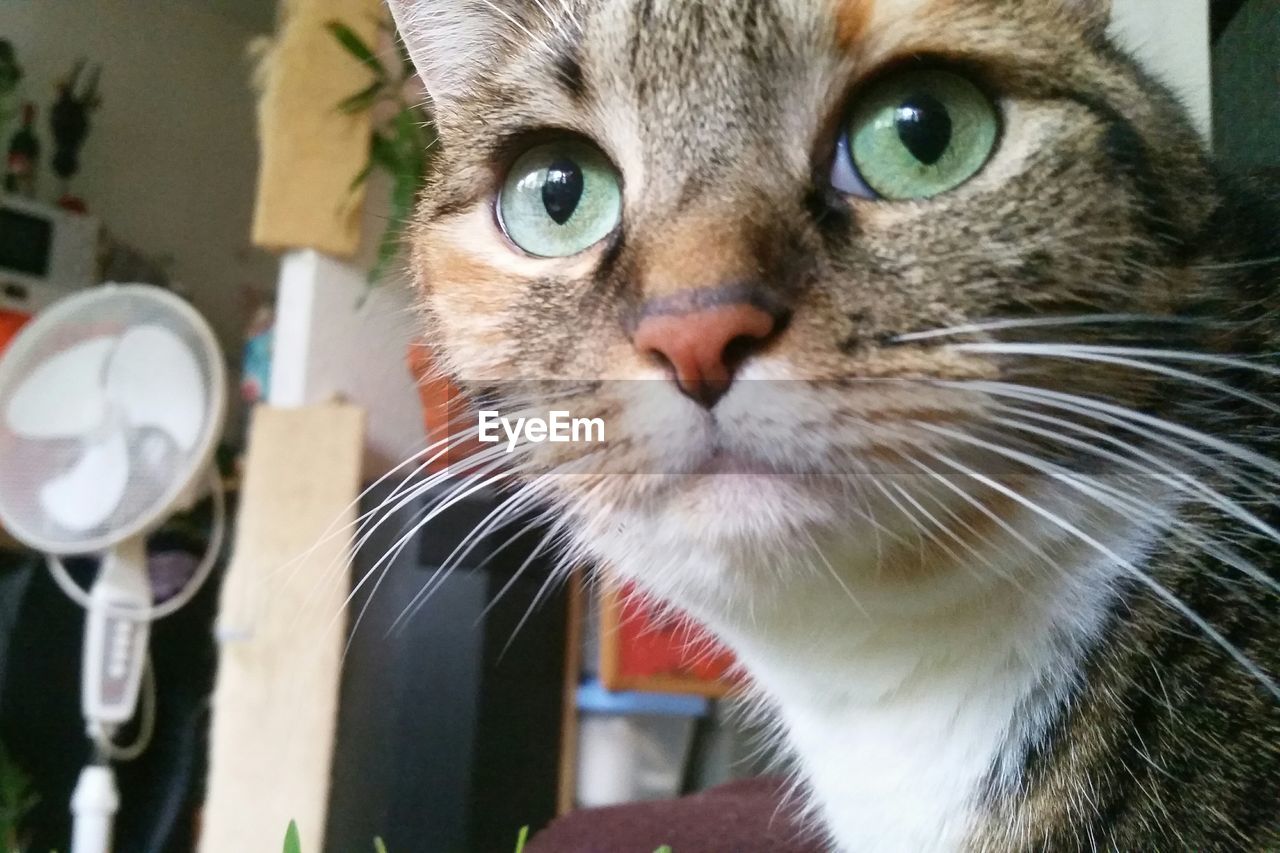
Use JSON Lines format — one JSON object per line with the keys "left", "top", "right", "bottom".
{"left": 572, "top": 470, "right": 934, "bottom": 625}
{"left": 686, "top": 450, "right": 786, "bottom": 477}
{"left": 664, "top": 469, "right": 846, "bottom": 536}
{"left": 572, "top": 466, "right": 861, "bottom": 560}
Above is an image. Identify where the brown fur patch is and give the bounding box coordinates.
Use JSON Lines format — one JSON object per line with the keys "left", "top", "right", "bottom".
{"left": 834, "top": 0, "right": 874, "bottom": 52}
{"left": 426, "top": 245, "right": 503, "bottom": 291}
{"left": 638, "top": 215, "right": 759, "bottom": 298}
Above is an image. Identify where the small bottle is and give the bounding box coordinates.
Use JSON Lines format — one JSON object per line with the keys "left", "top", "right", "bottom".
{"left": 4, "top": 102, "right": 39, "bottom": 197}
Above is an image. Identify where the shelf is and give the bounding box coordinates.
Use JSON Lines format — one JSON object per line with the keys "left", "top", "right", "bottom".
{"left": 576, "top": 678, "right": 712, "bottom": 718}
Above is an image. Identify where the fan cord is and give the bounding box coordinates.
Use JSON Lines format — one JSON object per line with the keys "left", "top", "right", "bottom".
{"left": 88, "top": 654, "right": 156, "bottom": 764}
{"left": 45, "top": 467, "right": 227, "bottom": 621}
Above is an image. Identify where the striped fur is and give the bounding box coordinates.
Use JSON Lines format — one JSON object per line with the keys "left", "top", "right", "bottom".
{"left": 388, "top": 0, "right": 1280, "bottom": 848}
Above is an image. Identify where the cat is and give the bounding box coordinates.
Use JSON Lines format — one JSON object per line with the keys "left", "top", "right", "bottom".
{"left": 385, "top": 0, "right": 1280, "bottom": 849}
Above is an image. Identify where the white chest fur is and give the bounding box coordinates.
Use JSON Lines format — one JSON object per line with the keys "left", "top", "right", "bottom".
{"left": 587, "top": 484, "right": 1156, "bottom": 852}
{"left": 727, "top": 570, "right": 1102, "bottom": 853}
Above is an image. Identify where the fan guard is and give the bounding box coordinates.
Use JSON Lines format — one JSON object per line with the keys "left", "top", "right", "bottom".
{"left": 0, "top": 284, "right": 226, "bottom": 555}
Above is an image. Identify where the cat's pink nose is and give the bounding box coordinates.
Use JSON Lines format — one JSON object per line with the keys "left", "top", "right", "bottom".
{"left": 633, "top": 303, "right": 778, "bottom": 408}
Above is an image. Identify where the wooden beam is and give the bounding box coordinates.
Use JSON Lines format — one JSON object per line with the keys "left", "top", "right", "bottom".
{"left": 200, "top": 404, "right": 365, "bottom": 853}
{"left": 250, "top": 0, "right": 383, "bottom": 257}
{"left": 556, "top": 570, "right": 586, "bottom": 816}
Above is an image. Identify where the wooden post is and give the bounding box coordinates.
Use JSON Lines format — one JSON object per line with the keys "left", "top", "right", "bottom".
{"left": 200, "top": 404, "right": 365, "bottom": 853}
{"left": 557, "top": 570, "right": 586, "bottom": 816}
{"left": 250, "top": 0, "right": 383, "bottom": 257}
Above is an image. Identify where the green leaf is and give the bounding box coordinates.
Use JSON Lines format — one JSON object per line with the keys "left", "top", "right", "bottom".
{"left": 0, "top": 739, "right": 37, "bottom": 850}
{"left": 390, "top": 109, "right": 430, "bottom": 189}
{"left": 283, "top": 820, "right": 303, "bottom": 853}
{"left": 390, "top": 171, "right": 420, "bottom": 223}
{"left": 392, "top": 109, "right": 426, "bottom": 160}
{"left": 654, "top": 847, "right": 674, "bottom": 853}
{"left": 369, "top": 217, "right": 407, "bottom": 284}
{"left": 513, "top": 826, "right": 530, "bottom": 853}
{"left": 373, "top": 838, "right": 389, "bottom": 853}
{"left": 348, "top": 161, "right": 375, "bottom": 194}
{"left": 338, "top": 38, "right": 436, "bottom": 290}
{"left": 326, "top": 21, "right": 387, "bottom": 79}
{"left": 338, "top": 79, "right": 385, "bottom": 115}
{"left": 370, "top": 131, "right": 403, "bottom": 174}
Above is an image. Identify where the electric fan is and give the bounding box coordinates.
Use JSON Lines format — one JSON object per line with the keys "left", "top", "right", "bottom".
{"left": 0, "top": 284, "right": 227, "bottom": 853}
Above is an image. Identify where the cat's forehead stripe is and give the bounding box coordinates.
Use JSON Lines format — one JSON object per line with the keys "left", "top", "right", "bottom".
{"left": 832, "top": 0, "right": 874, "bottom": 50}
{"left": 860, "top": 0, "right": 938, "bottom": 49}
{"left": 829, "top": 0, "right": 941, "bottom": 52}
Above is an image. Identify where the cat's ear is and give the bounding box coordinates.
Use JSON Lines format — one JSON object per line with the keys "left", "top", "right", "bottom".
{"left": 386, "top": 0, "right": 515, "bottom": 107}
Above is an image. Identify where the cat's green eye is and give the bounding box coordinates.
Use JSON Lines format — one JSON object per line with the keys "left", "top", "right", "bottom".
{"left": 498, "top": 140, "right": 622, "bottom": 258}
{"left": 835, "top": 69, "right": 999, "bottom": 201}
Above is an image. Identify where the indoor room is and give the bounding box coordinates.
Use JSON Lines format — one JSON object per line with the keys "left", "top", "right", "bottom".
{"left": 0, "top": 1, "right": 1276, "bottom": 851}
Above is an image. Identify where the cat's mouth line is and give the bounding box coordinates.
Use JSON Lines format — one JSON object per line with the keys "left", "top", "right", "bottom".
{"left": 689, "top": 451, "right": 783, "bottom": 477}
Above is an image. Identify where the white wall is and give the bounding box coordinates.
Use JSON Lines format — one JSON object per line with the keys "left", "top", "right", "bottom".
{"left": 1111, "top": 0, "right": 1212, "bottom": 141}
{"left": 270, "top": 250, "right": 426, "bottom": 476}
{"left": 0, "top": 0, "right": 277, "bottom": 359}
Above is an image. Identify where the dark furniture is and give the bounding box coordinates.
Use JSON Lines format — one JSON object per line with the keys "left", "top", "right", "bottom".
{"left": 325, "top": 479, "right": 569, "bottom": 853}
{"left": 528, "top": 777, "right": 829, "bottom": 853}
{"left": 0, "top": 538, "right": 221, "bottom": 853}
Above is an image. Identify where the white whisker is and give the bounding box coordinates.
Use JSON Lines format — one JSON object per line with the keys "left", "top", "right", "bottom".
{"left": 340, "top": 457, "right": 530, "bottom": 639}
{"left": 892, "top": 315, "right": 1212, "bottom": 345}
{"left": 944, "top": 381, "right": 1280, "bottom": 485}
{"left": 925, "top": 450, "right": 1279, "bottom": 699}
{"left": 986, "top": 406, "right": 1280, "bottom": 564}
{"left": 948, "top": 344, "right": 1280, "bottom": 415}
{"left": 949, "top": 343, "right": 1280, "bottom": 378}
{"left": 946, "top": 418, "right": 1280, "bottom": 603}
{"left": 799, "top": 528, "right": 867, "bottom": 617}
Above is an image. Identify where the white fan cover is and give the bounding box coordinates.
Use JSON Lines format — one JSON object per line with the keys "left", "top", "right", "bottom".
{"left": 0, "top": 285, "right": 225, "bottom": 554}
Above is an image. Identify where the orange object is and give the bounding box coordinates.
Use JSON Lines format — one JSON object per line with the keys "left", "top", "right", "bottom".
{"left": 600, "top": 581, "right": 739, "bottom": 698}
{"left": 406, "top": 343, "right": 487, "bottom": 473}
{"left": 0, "top": 310, "right": 31, "bottom": 356}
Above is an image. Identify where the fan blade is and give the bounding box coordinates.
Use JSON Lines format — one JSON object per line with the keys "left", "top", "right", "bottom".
{"left": 6, "top": 336, "right": 115, "bottom": 439}
{"left": 40, "top": 429, "right": 130, "bottom": 533}
{"left": 105, "top": 325, "right": 207, "bottom": 450}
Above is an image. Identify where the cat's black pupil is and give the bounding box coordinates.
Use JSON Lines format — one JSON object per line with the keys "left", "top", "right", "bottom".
{"left": 895, "top": 94, "right": 953, "bottom": 166}
{"left": 543, "top": 159, "right": 585, "bottom": 225}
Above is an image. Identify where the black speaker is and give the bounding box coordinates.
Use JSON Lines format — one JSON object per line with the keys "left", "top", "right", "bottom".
{"left": 326, "top": 478, "right": 568, "bottom": 853}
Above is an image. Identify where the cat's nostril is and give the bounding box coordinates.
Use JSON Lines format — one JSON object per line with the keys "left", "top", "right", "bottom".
{"left": 632, "top": 302, "right": 779, "bottom": 409}
{"left": 644, "top": 346, "right": 677, "bottom": 374}
{"left": 723, "top": 335, "right": 760, "bottom": 373}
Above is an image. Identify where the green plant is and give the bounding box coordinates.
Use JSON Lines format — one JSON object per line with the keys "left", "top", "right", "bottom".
{"left": 0, "top": 740, "right": 37, "bottom": 853}
{"left": 282, "top": 820, "right": 673, "bottom": 853}
{"left": 282, "top": 822, "right": 387, "bottom": 853}
{"left": 327, "top": 18, "right": 436, "bottom": 283}
{"left": 282, "top": 821, "right": 302, "bottom": 853}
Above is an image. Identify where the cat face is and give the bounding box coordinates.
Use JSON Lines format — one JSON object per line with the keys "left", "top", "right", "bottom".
{"left": 391, "top": 0, "right": 1219, "bottom": 599}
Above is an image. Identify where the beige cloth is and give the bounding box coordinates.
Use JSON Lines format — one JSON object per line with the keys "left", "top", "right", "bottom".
{"left": 251, "top": 0, "right": 382, "bottom": 257}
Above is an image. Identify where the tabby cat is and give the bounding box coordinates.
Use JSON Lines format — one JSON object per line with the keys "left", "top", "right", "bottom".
{"left": 385, "top": 0, "right": 1280, "bottom": 848}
